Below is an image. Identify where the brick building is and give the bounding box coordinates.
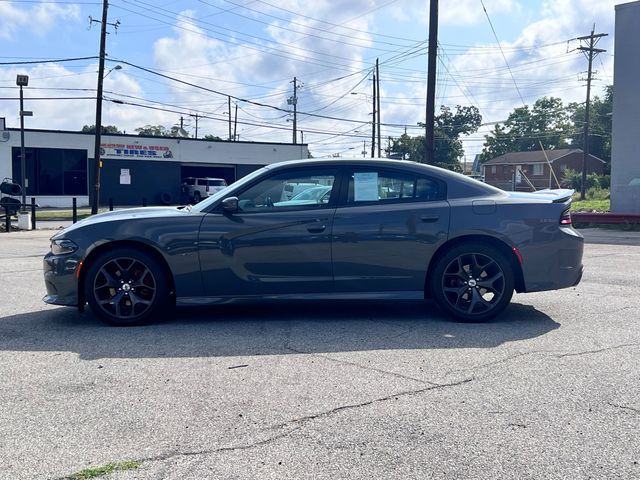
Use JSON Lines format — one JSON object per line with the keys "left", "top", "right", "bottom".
{"left": 482, "top": 149, "right": 605, "bottom": 191}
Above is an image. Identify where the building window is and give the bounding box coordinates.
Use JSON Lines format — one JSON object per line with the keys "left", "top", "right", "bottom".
{"left": 560, "top": 163, "right": 567, "bottom": 172}
{"left": 12, "top": 147, "right": 88, "bottom": 196}
{"left": 532, "top": 164, "right": 544, "bottom": 176}
{"left": 491, "top": 166, "right": 497, "bottom": 174}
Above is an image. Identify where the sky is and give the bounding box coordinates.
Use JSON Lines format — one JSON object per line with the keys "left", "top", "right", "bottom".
{"left": 0, "top": 0, "right": 618, "bottom": 160}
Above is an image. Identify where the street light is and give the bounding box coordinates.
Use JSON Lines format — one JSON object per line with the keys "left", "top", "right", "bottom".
{"left": 103, "top": 64, "right": 122, "bottom": 78}
{"left": 16, "top": 74, "right": 31, "bottom": 212}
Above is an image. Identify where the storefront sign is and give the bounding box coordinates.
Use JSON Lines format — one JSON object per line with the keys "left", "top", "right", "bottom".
{"left": 101, "top": 143, "right": 174, "bottom": 159}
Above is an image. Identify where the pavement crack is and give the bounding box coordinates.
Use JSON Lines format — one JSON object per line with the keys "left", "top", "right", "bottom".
{"left": 82, "top": 377, "right": 474, "bottom": 476}
{"left": 286, "top": 346, "right": 440, "bottom": 386}
{"left": 444, "top": 351, "right": 550, "bottom": 377}
{"left": 57, "top": 427, "right": 305, "bottom": 479}
{"left": 446, "top": 343, "right": 640, "bottom": 377}
{"left": 272, "top": 377, "right": 474, "bottom": 429}
{"left": 555, "top": 343, "right": 640, "bottom": 358}
{"left": 608, "top": 402, "right": 640, "bottom": 414}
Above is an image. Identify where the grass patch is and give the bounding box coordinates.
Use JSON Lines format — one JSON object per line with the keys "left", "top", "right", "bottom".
{"left": 67, "top": 460, "right": 142, "bottom": 479}
{"left": 35, "top": 209, "right": 109, "bottom": 221}
{"left": 571, "top": 198, "right": 610, "bottom": 212}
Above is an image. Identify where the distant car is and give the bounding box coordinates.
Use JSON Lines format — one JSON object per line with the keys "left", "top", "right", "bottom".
{"left": 182, "top": 177, "right": 227, "bottom": 203}
{"left": 44, "top": 158, "right": 583, "bottom": 326}
{"left": 274, "top": 185, "right": 332, "bottom": 206}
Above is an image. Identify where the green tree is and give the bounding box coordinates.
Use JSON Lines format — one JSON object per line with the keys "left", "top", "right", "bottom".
{"left": 388, "top": 105, "right": 482, "bottom": 171}
{"left": 135, "top": 125, "right": 169, "bottom": 136}
{"left": 203, "top": 134, "right": 222, "bottom": 141}
{"left": 568, "top": 85, "right": 612, "bottom": 168}
{"left": 134, "top": 125, "right": 190, "bottom": 137}
{"left": 169, "top": 126, "right": 190, "bottom": 138}
{"left": 480, "top": 97, "right": 572, "bottom": 162}
{"left": 81, "top": 124, "right": 122, "bottom": 134}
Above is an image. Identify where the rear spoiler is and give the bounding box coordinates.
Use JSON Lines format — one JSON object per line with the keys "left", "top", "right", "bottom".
{"left": 531, "top": 189, "right": 574, "bottom": 203}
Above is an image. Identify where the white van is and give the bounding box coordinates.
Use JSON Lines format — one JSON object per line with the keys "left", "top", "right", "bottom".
{"left": 182, "top": 177, "right": 228, "bottom": 202}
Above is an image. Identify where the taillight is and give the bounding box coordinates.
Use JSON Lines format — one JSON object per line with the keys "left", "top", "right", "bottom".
{"left": 560, "top": 208, "right": 572, "bottom": 225}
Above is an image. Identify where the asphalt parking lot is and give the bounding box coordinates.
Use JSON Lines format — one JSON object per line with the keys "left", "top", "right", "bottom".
{"left": 0, "top": 228, "right": 638, "bottom": 480}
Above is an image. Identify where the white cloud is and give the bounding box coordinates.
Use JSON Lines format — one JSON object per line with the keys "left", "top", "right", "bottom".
{"left": 0, "top": 0, "right": 620, "bottom": 158}
{"left": 0, "top": 64, "right": 155, "bottom": 133}
{"left": 389, "top": 0, "right": 519, "bottom": 26}
{"left": 441, "top": 0, "right": 617, "bottom": 156}
{"left": 0, "top": 1, "right": 79, "bottom": 40}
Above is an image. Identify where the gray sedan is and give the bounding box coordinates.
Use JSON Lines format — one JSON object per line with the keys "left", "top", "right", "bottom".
{"left": 43, "top": 158, "right": 583, "bottom": 325}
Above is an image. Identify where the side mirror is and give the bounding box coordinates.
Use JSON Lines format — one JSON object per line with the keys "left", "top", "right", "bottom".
{"left": 221, "top": 196, "right": 239, "bottom": 213}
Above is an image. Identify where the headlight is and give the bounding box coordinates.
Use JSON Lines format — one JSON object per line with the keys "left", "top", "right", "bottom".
{"left": 51, "top": 239, "right": 78, "bottom": 255}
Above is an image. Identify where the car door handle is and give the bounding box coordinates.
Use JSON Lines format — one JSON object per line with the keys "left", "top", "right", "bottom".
{"left": 307, "top": 224, "right": 327, "bottom": 233}
{"left": 420, "top": 215, "right": 440, "bottom": 223}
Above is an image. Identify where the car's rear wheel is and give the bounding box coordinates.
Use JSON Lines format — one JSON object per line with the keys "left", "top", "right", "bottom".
{"left": 84, "top": 247, "right": 169, "bottom": 326}
{"left": 193, "top": 191, "right": 201, "bottom": 203}
{"left": 430, "top": 243, "right": 514, "bottom": 322}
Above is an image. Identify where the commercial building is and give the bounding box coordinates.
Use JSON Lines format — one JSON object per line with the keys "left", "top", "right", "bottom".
{"left": 0, "top": 127, "right": 308, "bottom": 207}
{"left": 611, "top": 1, "right": 640, "bottom": 213}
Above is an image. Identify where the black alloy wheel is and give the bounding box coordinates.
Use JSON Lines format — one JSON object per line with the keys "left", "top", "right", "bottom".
{"left": 193, "top": 191, "right": 202, "bottom": 203}
{"left": 84, "top": 247, "right": 169, "bottom": 326}
{"left": 430, "top": 243, "right": 514, "bottom": 322}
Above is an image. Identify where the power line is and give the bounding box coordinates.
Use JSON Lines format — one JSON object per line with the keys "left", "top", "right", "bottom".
{"left": 480, "top": 0, "right": 526, "bottom": 107}
{"left": 0, "top": 56, "right": 98, "bottom": 65}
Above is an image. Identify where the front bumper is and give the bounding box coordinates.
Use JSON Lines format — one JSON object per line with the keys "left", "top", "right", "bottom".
{"left": 43, "top": 253, "right": 81, "bottom": 306}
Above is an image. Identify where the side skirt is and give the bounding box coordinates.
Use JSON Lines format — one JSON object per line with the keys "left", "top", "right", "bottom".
{"left": 176, "top": 291, "right": 425, "bottom": 306}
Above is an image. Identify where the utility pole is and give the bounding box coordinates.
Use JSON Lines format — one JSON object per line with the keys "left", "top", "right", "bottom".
{"left": 228, "top": 96, "right": 232, "bottom": 141}
{"left": 425, "top": 0, "right": 438, "bottom": 164}
{"left": 577, "top": 27, "right": 607, "bottom": 200}
{"left": 192, "top": 113, "right": 199, "bottom": 139}
{"left": 371, "top": 72, "right": 376, "bottom": 158}
{"left": 288, "top": 77, "right": 301, "bottom": 144}
{"left": 233, "top": 103, "right": 238, "bottom": 141}
{"left": 90, "top": 0, "right": 118, "bottom": 215}
{"left": 376, "top": 58, "right": 381, "bottom": 158}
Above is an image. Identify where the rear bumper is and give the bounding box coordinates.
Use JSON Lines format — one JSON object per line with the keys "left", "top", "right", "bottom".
{"left": 519, "top": 227, "right": 584, "bottom": 293}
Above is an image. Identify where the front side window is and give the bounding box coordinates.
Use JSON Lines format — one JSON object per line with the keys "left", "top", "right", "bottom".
{"left": 347, "top": 170, "right": 445, "bottom": 203}
{"left": 236, "top": 170, "right": 337, "bottom": 212}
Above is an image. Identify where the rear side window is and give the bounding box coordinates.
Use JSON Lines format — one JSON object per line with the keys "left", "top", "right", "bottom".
{"left": 184, "top": 178, "right": 196, "bottom": 185}
{"left": 347, "top": 170, "right": 445, "bottom": 203}
{"left": 210, "top": 179, "right": 227, "bottom": 187}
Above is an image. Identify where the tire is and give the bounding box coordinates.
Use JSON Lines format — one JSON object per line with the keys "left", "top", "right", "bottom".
{"left": 193, "top": 191, "right": 201, "bottom": 203}
{"left": 84, "top": 247, "right": 170, "bottom": 326}
{"left": 429, "top": 243, "right": 514, "bottom": 322}
{"left": 160, "top": 192, "right": 172, "bottom": 205}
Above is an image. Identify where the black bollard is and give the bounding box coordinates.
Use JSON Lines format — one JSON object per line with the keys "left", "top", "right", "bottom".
{"left": 31, "top": 198, "right": 36, "bottom": 230}
{"left": 142, "top": 198, "right": 147, "bottom": 207}
{"left": 72, "top": 198, "right": 77, "bottom": 224}
{"left": 4, "top": 205, "right": 10, "bottom": 233}
{"left": 109, "top": 198, "right": 114, "bottom": 211}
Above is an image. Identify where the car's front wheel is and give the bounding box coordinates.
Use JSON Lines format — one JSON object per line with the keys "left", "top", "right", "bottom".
{"left": 430, "top": 243, "right": 514, "bottom": 322}
{"left": 84, "top": 247, "right": 169, "bottom": 326}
